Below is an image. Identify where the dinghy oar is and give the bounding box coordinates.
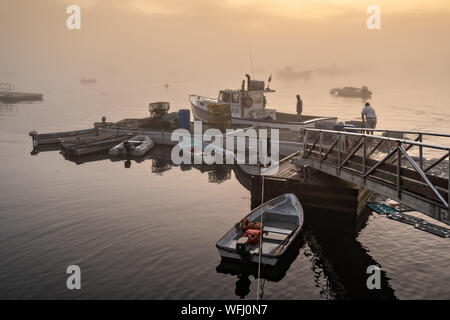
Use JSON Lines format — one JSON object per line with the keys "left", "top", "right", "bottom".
{"left": 270, "top": 225, "right": 299, "bottom": 256}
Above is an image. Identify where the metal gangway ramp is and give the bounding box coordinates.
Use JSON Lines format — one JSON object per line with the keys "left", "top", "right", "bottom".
{"left": 291, "top": 128, "right": 450, "bottom": 225}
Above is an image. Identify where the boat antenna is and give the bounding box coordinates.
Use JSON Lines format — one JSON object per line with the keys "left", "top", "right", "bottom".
{"left": 266, "top": 73, "right": 272, "bottom": 90}
{"left": 249, "top": 48, "right": 255, "bottom": 79}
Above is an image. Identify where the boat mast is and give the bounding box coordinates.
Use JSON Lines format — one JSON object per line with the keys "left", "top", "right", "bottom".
{"left": 240, "top": 80, "right": 245, "bottom": 118}
{"left": 249, "top": 48, "right": 255, "bottom": 79}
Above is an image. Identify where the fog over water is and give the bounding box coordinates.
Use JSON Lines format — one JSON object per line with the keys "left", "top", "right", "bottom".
{"left": 2, "top": 0, "right": 450, "bottom": 133}
{"left": 0, "top": 0, "right": 449, "bottom": 299}
{"left": 1, "top": 1, "right": 450, "bottom": 89}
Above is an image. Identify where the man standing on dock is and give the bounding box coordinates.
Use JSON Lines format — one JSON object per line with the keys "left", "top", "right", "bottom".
{"left": 296, "top": 95, "right": 303, "bottom": 120}
{"left": 361, "top": 102, "right": 377, "bottom": 134}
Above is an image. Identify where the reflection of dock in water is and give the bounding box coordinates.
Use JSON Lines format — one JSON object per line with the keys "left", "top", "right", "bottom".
{"left": 233, "top": 161, "right": 371, "bottom": 235}
{"left": 30, "top": 139, "right": 395, "bottom": 299}
{"left": 30, "top": 141, "right": 397, "bottom": 299}
{"left": 217, "top": 177, "right": 396, "bottom": 299}
{"left": 216, "top": 236, "right": 305, "bottom": 299}
{"left": 37, "top": 144, "right": 233, "bottom": 183}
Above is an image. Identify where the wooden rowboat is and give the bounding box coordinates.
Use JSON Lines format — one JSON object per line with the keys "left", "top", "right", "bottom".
{"left": 216, "top": 193, "right": 304, "bottom": 266}
{"left": 29, "top": 128, "right": 97, "bottom": 146}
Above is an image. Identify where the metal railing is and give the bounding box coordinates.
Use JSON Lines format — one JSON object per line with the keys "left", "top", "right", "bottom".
{"left": 343, "top": 127, "right": 450, "bottom": 170}
{"left": 343, "top": 127, "right": 450, "bottom": 138}
{"left": 302, "top": 128, "right": 450, "bottom": 215}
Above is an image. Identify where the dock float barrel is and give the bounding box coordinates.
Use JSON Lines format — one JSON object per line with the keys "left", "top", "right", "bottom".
{"left": 178, "top": 109, "right": 190, "bottom": 130}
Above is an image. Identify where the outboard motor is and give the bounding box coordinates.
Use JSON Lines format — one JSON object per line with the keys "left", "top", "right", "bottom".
{"left": 236, "top": 237, "right": 250, "bottom": 256}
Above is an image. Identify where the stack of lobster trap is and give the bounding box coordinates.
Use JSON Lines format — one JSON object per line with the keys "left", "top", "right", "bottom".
{"left": 207, "top": 103, "right": 232, "bottom": 132}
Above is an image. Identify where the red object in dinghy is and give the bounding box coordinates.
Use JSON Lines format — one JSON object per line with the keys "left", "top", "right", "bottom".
{"left": 243, "top": 228, "right": 262, "bottom": 244}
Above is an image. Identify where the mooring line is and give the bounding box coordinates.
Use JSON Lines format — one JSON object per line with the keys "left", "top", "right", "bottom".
{"left": 256, "top": 174, "right": 264, "bottom": 300}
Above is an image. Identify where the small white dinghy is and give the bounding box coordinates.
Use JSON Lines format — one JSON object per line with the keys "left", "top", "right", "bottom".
{"left": 216, "top": 193, "right": 304, "bottom": 266}
{"left": 109, "top": 135, "right": 154, "bottom": 157}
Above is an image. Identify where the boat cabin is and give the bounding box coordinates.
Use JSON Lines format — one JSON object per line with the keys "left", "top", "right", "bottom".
{"left": 217, "top": 78, "right": 274, "bottom": 119}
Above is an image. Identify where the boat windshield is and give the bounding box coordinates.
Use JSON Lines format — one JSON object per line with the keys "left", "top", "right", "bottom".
{"left": 218, "top": 91, "right": 231, "bottom": 103}
{"left": 251, "top": 92, "right": 263, "bottom": 103}
{"left": 231, "top": 92, "right": 240, "bottom": 103}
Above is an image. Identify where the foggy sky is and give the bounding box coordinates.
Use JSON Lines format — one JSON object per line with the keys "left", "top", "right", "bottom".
{"left": 1, "top": 0, "right": 449, "bottom": 90}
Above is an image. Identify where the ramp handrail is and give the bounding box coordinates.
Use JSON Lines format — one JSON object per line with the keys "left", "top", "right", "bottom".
{"left": 301, "top": 128, "right": 450, "bottom": 216}
{"left": 302, "top": 128, "right": 450, "bottom": 151}
{"left": 342, "top": 127, "right": 450, "bottom": 139}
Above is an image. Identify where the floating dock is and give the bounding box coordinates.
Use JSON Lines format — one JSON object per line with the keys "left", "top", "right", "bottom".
{"left": 30, "top": 117, "right": 305, "bottom": 157}
{"left": 0, "top": 83, "right": 43, "bottom": 103}
{"left": 29, "top": 116, "right": 450, "bottom": 228}
{"left": 0, "top": 91, "right": 43, "bottom": 103}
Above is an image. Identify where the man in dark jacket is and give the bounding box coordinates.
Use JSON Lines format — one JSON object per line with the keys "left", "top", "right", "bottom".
{"left": 296, "top": 95, "right": 303, "bottom": 120}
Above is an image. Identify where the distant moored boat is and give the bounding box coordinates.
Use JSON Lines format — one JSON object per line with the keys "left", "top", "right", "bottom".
{"left": 277, "top": 66, "right": 313, "bottom": 80}
{"left": 330, "top": 86, "right": 372, "bottom": 99}
{"left": 80, "top": 77, "right": 97, "bottom": 84}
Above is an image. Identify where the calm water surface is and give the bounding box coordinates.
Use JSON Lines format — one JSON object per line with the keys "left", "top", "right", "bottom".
{"left": 0, "top": 75, "right": 449, "bottom": 299}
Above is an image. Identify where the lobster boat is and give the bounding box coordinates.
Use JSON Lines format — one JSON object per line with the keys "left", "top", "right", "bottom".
{"left": 216, "top": 193, "right": 304, "bottom": 266}
{"left": 190, "top": 74, "right": 336, "bottom": 130}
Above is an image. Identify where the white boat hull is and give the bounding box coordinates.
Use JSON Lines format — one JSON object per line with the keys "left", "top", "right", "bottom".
{"left": 109, "top": 135, "right": 154, "bottom": 157}
{"left": 216, "top": 193, "right": 304, "bottom": 266}
{"left": 190, "top": 95, "right": 335, "bottom": 131}
{"left": 217, "top": 248, "right": 278, "bottom": 266}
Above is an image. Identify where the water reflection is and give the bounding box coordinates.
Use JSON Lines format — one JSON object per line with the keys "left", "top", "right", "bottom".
{"left": 0, "top": 104, "right": 18, "bottom": 114}
{"left": 30, "top": 144, "right": 396, "bottom": 299}
{"left": 151, "top": 159, "right": 172, "bottom": 175}
{"left": 208, "top": 167, "right": 231, "bottom": 184}
{"left": 216, "top": 235, "right": 305, "bottom": 299}
{"left": 252, "top": 179, "right": 395, "bottom": 300}
{"left": 217, "top": 167, "right": 396, "bottom": 299}
{"left": 34, "top": 144, "right": 233, "bottom": 183}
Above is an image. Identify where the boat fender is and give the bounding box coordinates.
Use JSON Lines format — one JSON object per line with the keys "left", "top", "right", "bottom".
{"left": 243, "top": 97, "right": 253, "bottom": 108}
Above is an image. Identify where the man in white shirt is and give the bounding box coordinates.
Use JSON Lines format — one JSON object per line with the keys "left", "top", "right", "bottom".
{"left": 361, "top": 102, "right": 377, "bottom": 134}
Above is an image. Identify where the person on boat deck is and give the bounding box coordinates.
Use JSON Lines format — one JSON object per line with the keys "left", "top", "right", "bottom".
{"left": 296, "top": 95, "right": 303, "bottom": 119}
{"left": 361, "top": 102, "right": 377, "bottom": 135}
